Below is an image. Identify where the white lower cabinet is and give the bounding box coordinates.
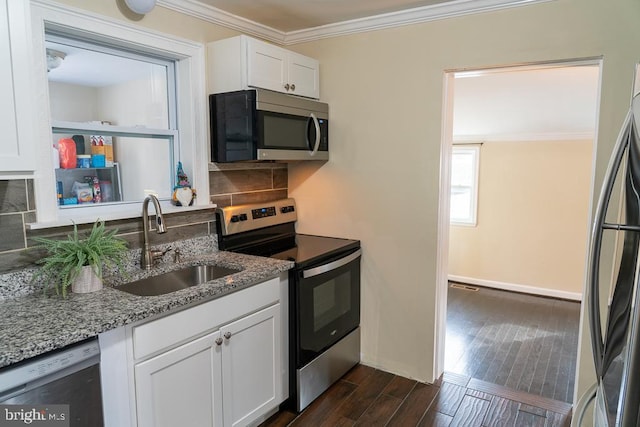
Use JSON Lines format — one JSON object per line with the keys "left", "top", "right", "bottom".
{"left": 221, "top": 305, "right": 281, "bottom": 427}
{"left": 134, "top": 304, "right": 281, "bottom": 427}
{"left": 134, "top": 331, "right": 223, "bottom": 427}
{"left": 99, "top": 276, "right": 287, "bottom": 427}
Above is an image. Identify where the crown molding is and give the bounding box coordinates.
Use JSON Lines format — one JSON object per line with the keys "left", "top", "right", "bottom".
{"left": 284, "top": 0, "right": 554, "bottom": 44}
{"left": 453, "top": 131, "right": 595, "bottom": 142}
{"left": 157, "top": 0, "right": 285, "bottom": 44}
{"left": 157, "top": 0, "right": 554, "bottom": 46}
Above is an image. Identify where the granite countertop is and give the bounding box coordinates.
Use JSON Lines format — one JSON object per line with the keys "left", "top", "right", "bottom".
{"left": 0, "top": 236, "right": 293, "bottom": 369}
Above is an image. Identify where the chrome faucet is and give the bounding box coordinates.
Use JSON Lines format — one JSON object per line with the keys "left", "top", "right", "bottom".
{"left": 141, "top": 194, "right": 167, "bottom": 270}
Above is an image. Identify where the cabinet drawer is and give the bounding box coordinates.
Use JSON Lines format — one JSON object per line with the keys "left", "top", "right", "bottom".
{"left": 132, "top": 276, "right": 279, "bottom": 360}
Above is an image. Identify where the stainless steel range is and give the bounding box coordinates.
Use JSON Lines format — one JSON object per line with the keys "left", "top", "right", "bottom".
{"left": 216, "top": 198, "right": 361, "bottom": 412}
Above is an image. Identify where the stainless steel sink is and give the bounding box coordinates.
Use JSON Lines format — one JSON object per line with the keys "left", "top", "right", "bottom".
{"left": 116, "top": 265, "right": 241, "bottom": 296}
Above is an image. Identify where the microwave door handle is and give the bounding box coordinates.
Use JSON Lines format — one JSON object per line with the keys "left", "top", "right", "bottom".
{"left": 302, "top": 249, "right": 362, "bottom": 279}
{"left": 308, "top": 113, "right": 321, "bottom": 156}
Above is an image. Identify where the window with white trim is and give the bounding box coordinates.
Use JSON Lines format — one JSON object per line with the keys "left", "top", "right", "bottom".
{"left": 450, "top": 145, "right": 480, "bottom": 226}
{"left": 47, "top": 33, "right": 178, "bottom": 206}
{"left": 29, "top": 3, "right": 208, "bottom": 227}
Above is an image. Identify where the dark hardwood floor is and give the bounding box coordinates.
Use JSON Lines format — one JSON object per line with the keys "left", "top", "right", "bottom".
{"left": 446, "top": 283, "right": 581, "bottom": 403}
{"left": 260, "top": 365, "right": 572, "bottom": 427}
{"left": 261, "top": 285, "right": 579, "bottom": 426}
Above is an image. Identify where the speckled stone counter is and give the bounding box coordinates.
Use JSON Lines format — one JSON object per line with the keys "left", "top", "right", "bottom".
{"left": 0, "top": 235, "right": 293, "bottom": 369}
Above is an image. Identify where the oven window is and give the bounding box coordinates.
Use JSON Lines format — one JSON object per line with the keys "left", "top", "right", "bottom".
{"left": 297, "top": 254, "right": 361, "bottom": 367}
{"left": 314, "top": 271, "right": 351, "bottom": 332}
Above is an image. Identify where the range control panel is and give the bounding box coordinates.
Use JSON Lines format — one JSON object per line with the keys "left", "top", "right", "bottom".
{"left": 252, "top": 206, "right": 276, "bottom": 219}
{"left": 217, "top": 198, "right": 297, "bottom": 236}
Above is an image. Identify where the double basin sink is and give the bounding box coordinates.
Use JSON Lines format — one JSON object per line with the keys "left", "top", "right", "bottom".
{"left": 116, "top": 264, "right": 241, "bottom": 296}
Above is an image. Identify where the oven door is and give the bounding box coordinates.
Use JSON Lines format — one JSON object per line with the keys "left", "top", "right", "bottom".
{"left": 296, "top": 248, "right": 361, "bottom": 368}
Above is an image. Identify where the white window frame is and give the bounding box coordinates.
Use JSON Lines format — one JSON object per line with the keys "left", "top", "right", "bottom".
{"left": 450, "top": 145, "right": 480, "bottom": 226}
{"left": 29, "top": 0, "right": 209, "bottom": 228}
{"left": 48, "top": 32, "right": 179, "bottom": 207}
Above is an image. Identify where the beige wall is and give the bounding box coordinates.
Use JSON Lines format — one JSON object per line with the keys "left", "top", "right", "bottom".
{"left": 51, "top": 0, "right": 640, "bottom": 404}
{"left": 448, "top": 140, "right": 593, "bottom": 296}
{"left": 50, "top": 0, "right": 240, "bottom": 43}
{"left": 287, "top": 0, "right": 640, "bottom": 400}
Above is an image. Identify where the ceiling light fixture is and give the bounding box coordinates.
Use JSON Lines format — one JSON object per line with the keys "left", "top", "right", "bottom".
{"left": 124, "top": 0, "right": 156, "bottom": 14}
{"left": 46, "top": 48, "right": 66, "bottom": 72}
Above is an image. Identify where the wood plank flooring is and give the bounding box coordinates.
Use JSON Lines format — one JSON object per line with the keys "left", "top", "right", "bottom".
{"left": 446, "top": 283, "right": 581, "bottom": 403}
{"left": 260, "top": 365, "right": 572, "bottom": 427}
{"left": 261, "top": 285, "right": 579, "bottom": 426}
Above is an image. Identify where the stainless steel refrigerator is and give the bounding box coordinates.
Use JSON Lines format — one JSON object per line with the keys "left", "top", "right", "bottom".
{"left": 575, "top": 94, "right": 640, "bottom": 426}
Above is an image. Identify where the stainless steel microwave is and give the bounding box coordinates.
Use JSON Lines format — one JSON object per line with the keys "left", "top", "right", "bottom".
{"left": 210, "top": 89, "right": 329, "bottom": 162}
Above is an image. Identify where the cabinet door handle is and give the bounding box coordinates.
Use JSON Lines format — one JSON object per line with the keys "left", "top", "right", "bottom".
{"left": 215, "top": 337, "right": 223, "bottom": 346}
{"left": 290, "top": 84, "right": 295, "bottom": 91}
{"left": 224, "top": 332, "right": 232, "bottom": 340}
{"left": 284, "top": 83, "right": 290, "bottom": 90}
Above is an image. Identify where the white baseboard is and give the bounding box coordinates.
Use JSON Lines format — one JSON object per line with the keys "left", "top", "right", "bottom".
{"left": 447, "top": 275, "right": 582, "bottom": 302}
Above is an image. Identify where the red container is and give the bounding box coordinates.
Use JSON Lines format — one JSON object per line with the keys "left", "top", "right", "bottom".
{"left": 58, "top": 138, "right": 77, "bottom": 169}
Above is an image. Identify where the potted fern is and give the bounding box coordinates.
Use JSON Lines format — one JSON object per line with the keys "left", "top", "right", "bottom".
{"left": 33, "top": 220, "right": 129, "bottom": 297}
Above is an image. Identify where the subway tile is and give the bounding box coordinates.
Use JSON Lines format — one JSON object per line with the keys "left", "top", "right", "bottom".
{"left": 0, "top": 248, "right": 43, "bottom": 274}
{"left": 211, "top": 195, "right": 232, "bottom": 207}
{"left": 161, "top": 223, "right": 212, "bottom": 242}
{"left": 210, "top": 169, "right": 273, "bottom": 194}
{"left": 0, "top": 214, "right": 26, "bottom": 251}
{"left": 26, "top": 210, "right": 215, "bottom": 250}
{"left": 0, "top": 180, "right": 28, "bottom": 213}
{"left": 26, "top": 218, "right": 138, "bottom": 244}
{"left": 26, "top": 222, "right": 112, "bottom": 247}
{"left": 273, "top": 168, "right": 288, "bottom": 189}
{"left": 164, "top": 208, "right": 216, "bottom": 226}
{"left": 209, "top": 162, "right": 287, "bottom": 172}
{"left": 24, "top": 212, "right": 36, "bottom": 224}
{"left": 119, "top": 223, "right": 210, "bottom": 250}
{"left": 27, "top": 179, "right": 35, "bottom": 211}
{"left": 232, "top": 189, "right": 288, "bottom": 205}
{"left": 5, "top": 166, "right": 281, "bottom": 273}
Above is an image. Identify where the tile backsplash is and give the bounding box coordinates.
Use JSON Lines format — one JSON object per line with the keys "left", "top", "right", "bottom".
{"left": 209, "top": 163, "right": 288, "bottom": 207}
{"left": 0, "top": 164, "right": 287, "bottom": 274}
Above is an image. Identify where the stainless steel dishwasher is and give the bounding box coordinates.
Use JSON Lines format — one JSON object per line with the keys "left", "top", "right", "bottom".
{"left": 0, "top": 338, "right": 103, "bottom": 426}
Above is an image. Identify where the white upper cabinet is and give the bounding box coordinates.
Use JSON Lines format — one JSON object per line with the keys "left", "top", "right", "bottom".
{"left": 246, "top": 38, "right": 288, "bottom": 94}
{"left": 208, "top": 35, "right": 320, "bottom": 99}
{"left": 0, "top": 1, "right": 36, "bottom": 172}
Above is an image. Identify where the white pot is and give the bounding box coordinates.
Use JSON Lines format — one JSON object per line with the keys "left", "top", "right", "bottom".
{"left": 71, "top": 265, "right": 103, "bottom": 293}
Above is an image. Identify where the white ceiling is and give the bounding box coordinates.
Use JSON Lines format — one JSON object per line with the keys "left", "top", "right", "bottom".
{"left": 452, "top": 65, "right": 601, "bottom": 140}
{"left": 194, "top": 0, "right": 453, "bottom": 32}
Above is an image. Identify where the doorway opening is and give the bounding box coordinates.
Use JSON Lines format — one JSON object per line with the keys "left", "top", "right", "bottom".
{"left": 435, "top": 60, "right": 602, "bottom": 404}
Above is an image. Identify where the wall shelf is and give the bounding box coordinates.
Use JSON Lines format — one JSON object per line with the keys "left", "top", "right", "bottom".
{"left": 55, "top": 163, "right": 123, "bottom": 205}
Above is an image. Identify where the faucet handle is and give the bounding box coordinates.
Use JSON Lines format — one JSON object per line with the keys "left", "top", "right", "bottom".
{"left": 173, "top": 248, "right": 182, "bottom": 264}
{"left": 148, "top": 246, "right": 172, "bottom": 264}
{"left": 148, "top": 249, "right": 164, "bottom": 262}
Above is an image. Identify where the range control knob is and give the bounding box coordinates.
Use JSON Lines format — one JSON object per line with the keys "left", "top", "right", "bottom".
{"left": 239, "top": 214, "right": 248, "bottom": 221}
{"left": 230, "top": 215, "right": 240, "bottom": 223}
{"left": 280, "top": 206, "right": 295, "bottom": 213}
